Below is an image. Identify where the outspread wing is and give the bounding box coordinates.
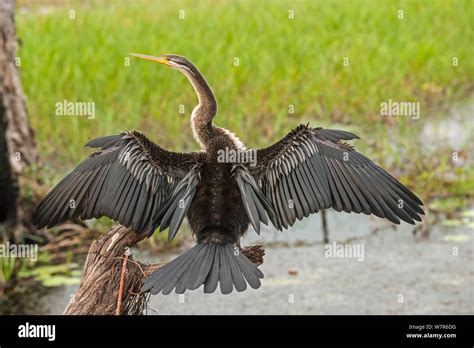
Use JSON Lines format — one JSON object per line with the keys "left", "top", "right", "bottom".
{"left": 33, "top": 130, "right": 202, "bottom": 235}
{"left": 153, "top": 166, "right": 201, "bottom": 241}
{"left": 249, "top": 124, "right": 424, "bottom": 229}
{"left": 233, "top": 165, "right": 282, "bottom": 234}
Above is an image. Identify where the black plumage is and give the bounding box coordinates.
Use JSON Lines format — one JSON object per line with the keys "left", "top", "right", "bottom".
{"left": 33, "top": 54, "right": 424, "bottom": 295}
{"left": 252, "top": 124, "right": 424, "bottom": 227}
{"left": 33, "top": 131, "right": 201, "bottom": 236}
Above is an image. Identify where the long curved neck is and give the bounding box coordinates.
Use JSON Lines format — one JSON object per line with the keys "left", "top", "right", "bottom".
{"left": 182, "top": 68, "right": 217, "bottom": 149}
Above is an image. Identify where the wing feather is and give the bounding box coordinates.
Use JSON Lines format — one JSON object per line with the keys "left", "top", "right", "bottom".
{"left": 250, "top": 124, "right": 424, "bottom": 228}
{"left": 34, "top": 130, "right": 202, "bottom": 236}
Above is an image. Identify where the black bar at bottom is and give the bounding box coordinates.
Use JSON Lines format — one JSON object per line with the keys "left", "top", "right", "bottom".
{"left": 0, "top": 315, "right": 471, "bottom": 346}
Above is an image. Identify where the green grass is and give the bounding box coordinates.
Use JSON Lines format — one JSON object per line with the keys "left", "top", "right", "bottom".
{"left": 16, "top": 0, "right": 474, "bottom": 209}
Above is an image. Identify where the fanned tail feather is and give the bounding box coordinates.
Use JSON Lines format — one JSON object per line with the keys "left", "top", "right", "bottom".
{"left": 141, "top": 242, "right": 264, "bottom": 295}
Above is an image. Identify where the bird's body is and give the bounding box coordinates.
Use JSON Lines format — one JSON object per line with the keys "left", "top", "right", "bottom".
{"left": 189, "top": 160, "right": 249, "bottom": 244}
{"left": 33, "top": 53, "right": 424, "bottom": 295}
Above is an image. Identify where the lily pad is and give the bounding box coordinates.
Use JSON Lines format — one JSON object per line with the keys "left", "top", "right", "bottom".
{"left": 41, "top": 276, "right": 81, "bottom": 287}
{"left": 442, "top": 219, "right": 463, "bottom": 226}
{"left": 443, "top": 234, "right": 470, "bottom": 242}
{"left": 461, "top": 210, "right": 474, "bottom": 218}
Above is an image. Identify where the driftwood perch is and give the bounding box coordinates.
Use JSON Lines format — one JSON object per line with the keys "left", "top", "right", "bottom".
{"left": 63, "top": 225, "right": 265, "bottom": 315}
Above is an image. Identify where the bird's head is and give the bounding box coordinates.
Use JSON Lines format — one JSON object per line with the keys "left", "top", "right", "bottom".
{"left": 130, "top": 53, "right": 197, "bottom": 77}
{"left": 130, "top": 53, "right": 216, "bottom": 109}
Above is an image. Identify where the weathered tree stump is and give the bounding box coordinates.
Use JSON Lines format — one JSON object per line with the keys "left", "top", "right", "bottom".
{"left": 0, "top": 0, "right": 37, "bottom": 236}
{"left": 63, "top": 225, "right": 160, "bottom": 315}
{"left": 63, "top": 225, "right": 265, "bottom": 315}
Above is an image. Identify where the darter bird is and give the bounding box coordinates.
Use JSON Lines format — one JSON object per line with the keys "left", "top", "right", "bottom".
{"left": 33, "top": 54, "right": 424, "bottom": 295}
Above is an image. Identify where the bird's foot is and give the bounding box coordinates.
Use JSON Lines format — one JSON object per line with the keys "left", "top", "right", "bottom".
{"left": 240, "top": 245, "right": 265, "bottom": 266}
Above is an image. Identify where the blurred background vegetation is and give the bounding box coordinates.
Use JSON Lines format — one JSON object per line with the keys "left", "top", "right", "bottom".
{"left": 1, "top": 0, "right": 472, "bottom": 310}
{"left": 17, "top": 0, "right": 473, "bottom": 207}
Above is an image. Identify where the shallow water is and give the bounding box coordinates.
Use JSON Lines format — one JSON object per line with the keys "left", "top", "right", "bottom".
{"left": 420, "top": 101, "right": 473, "bottom": 150}
{"left": 35, "top": 210, "right": 473, "bottom": 315}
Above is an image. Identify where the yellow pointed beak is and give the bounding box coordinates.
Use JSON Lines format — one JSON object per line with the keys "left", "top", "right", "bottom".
{"left": 130, "top": 53, "right": 170, "bottom": 66}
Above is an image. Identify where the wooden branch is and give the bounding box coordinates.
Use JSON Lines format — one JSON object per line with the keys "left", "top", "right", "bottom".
{"left": 63, "top": 225, "right": 265, "bottom": 315}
